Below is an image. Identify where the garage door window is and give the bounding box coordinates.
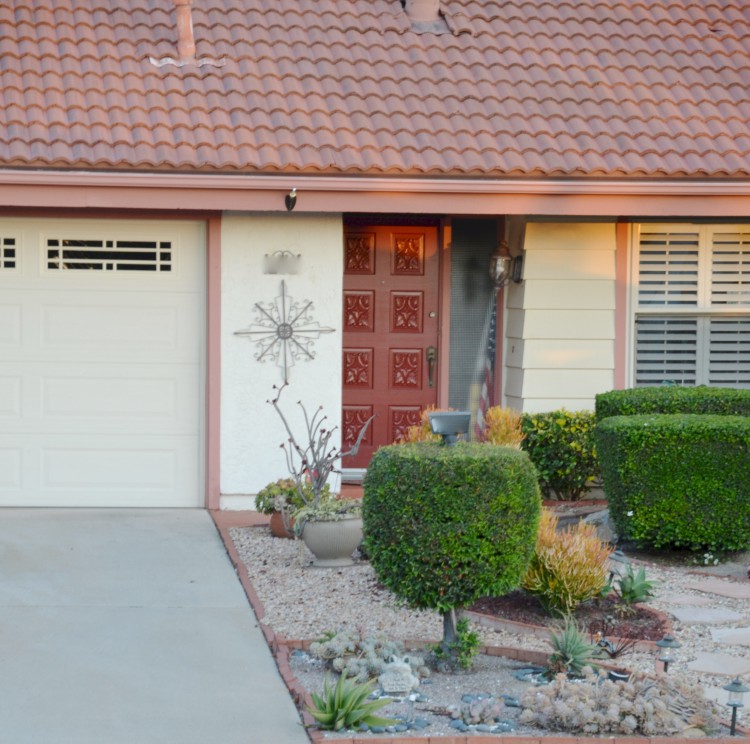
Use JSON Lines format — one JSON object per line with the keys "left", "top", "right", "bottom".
{"left": 46, "top": 238, "right": 172, "bottom": 272}
{"left": 634, "top": 225, "right": 750, "bottom": 388}
{"left": 1, "top": 237, "right": 16, "bottom": 269}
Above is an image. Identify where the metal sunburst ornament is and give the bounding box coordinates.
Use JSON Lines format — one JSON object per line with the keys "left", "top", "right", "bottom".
{"left": 234, "top": 280, "right": 335, "bottom": 383}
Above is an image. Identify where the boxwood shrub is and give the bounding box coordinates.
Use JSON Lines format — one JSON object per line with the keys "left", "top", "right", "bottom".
{"left": 363, "top": 443, "right": 541, "bottom": 620}
{"left": 596, "top": 414, "right": 750, "bottom": 551}
{"left": 520, "top": 410, "right": 599, "bottom": 501}
{"left": 595, "top": 386, "right": 750, "bottom": 421}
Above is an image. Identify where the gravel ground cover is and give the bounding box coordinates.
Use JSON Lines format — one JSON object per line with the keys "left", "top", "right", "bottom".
{"left": 229, "top": 525, "right": 750, "bottom": 739}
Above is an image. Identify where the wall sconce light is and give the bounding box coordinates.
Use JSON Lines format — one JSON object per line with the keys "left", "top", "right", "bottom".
{"left": 489, "top": 251, "right": 523, "bottom": 287}
{"left": 723, "top": 677, "right": 749, "bottom": 736}
{"left": 489, "top": 253, "right": 512, "bottom": 287}
{"left": 655, "top": 635, "right": 681, "bottom": 673}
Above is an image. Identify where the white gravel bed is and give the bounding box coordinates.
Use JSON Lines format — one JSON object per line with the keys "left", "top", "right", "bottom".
{"left": 229, "top": 525, "right": 750, "bottom": 734}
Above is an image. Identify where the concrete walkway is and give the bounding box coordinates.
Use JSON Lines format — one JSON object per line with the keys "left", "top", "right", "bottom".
{"left": 0, "top": 509, "right": 308, "bottom": 744}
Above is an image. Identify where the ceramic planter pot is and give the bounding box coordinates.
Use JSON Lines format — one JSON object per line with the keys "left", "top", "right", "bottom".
{"left": 301, "top": 516, "right": 363, "bottom": 567}
{"left": 268, "top": 510, "right": 295, "bottom": 539}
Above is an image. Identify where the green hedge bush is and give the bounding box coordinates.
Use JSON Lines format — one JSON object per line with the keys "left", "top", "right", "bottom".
{"left": 520, "top": 410, "right": 599, "bottom": 501}
{"left": 363, "top": 442, "right": 541, "bottom": 621}
{"left": 595, "top": 386, "right": 750, "bottom": 421}
{"left": 596, "top": 414, "right": 750, "bottom": 551}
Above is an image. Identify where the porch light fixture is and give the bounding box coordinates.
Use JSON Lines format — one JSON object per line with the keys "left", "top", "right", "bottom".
{"left": 723, "top": 677, "right": 749, "bottom": 736}
{"left": 428, "top": 411, "right": 470, "bottom": 446}
{"left": 489, "top": 252, "right": 512, "bottom": 287}
{"left": 489, "top": 243, "right": 523, "bottom": 287}
{"left": 655, "top": 634, "right": 681, "bottom": 674}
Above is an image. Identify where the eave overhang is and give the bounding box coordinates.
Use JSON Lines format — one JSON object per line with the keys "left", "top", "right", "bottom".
{"left": 2, "top": 170, "right": 750, "bottom": 218}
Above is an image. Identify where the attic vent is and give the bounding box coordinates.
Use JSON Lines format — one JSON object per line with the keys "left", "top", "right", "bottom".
{"left": 402, "top": 0, "right": 450, "bottom": 33}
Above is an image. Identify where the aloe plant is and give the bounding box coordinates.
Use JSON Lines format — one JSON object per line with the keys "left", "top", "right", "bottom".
{"left": 307, "top": 675, "right": 397, "bottom": 731}
{"left": 547, "top": 617, "right": 603, "bottom": 677}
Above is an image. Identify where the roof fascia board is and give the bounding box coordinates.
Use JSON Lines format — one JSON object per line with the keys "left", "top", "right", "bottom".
{"left": 1, "top": 171, "right": 750, "bottom": 217}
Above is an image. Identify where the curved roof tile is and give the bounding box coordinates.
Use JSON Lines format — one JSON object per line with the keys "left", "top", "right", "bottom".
{"left": 1, "top": 0, "right": 750, "bottom": 178}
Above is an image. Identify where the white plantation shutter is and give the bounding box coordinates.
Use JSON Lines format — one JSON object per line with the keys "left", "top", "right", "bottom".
{"left": 638, "top": 229, "right": 699, "bottom": 306}
{"left": 635, "top": 317, "right": 698, "bottom": 386}
{"left": 711, "top": 231, "right": 750, "bottom": 305}
{"left": 708, "top": 317, "right": 750, "bottom": 386}
{"left": 634, "top": 225, "right": 750, "bottom": 389}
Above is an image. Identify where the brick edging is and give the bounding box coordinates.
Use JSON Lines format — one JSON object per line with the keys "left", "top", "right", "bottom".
{"left": 212, "top": 515, "right": 747, "bottom": 744}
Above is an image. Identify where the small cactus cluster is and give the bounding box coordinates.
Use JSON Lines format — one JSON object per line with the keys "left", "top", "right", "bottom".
{"left": 309, "top": 629, "right": 428, "bottom": 683}
{"left": 454, "top": 695, "right": 505, "bottom": 725}
{"left": 519, "top": 668, "right": 720, "bottom": 736}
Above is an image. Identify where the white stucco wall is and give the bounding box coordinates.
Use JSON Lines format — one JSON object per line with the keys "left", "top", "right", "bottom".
{"left": 507, "top": 222, "right": 617, "bottom": 413}
{"left": 220, "top": 214, "right": 343, "bottom": 507}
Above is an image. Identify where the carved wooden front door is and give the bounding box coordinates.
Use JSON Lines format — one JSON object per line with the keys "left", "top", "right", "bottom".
{"left": 342, "top": 226, "right": 440, "bottom": 469}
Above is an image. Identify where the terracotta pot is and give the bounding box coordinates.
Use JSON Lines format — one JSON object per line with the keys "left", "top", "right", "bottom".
{"left": 268, "top": 510, "right": 295, "bottom": 539}
{"left": 301, "top": 516, "right": 363, "bottom": 568}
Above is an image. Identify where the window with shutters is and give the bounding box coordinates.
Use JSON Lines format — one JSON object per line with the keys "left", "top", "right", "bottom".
{"left": 633, "top": 225, "right": 750, "bottom": 388}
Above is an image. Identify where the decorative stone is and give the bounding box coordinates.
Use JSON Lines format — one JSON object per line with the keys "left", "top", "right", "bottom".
{"left": 494, "top": 720, "right": 516, "bottom": 732}
{"left": 450, "top": 719, "right": 469, "bottom": 731}
{"left": 476, "top": 724, "right": 493, "bottom": 732}
{"left": 370, "top": 725, "right": 385, "bottom": 733}
{"left": 687, "top": 652, "right": 750, "bottom": 676}
{"left": 378, "top": 655, "right": 419, "bottom": 696}
{"left": 669, "top": 607, "right": 743, "bottom": 624}
{"left": 358, "top": 723, "right": 369, "bottom": 731}
{"left": 415, "top": 693, "right": 429, "bottom": 702}
{"left": 681, "top": 727, "right": 707, "bottom": 738}
{"left": 461, "top": 694, "right": 478, "bottom": 703}
{"left": 411, "top": 718, "right": 429, "bottom": 729}
{"left": 502, "top": 695, "right": 521, "bottom": 707}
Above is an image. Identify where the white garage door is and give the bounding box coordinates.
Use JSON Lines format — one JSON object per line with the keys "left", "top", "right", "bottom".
{"left": 0, "top": 219, "right": 205, "bottom": 507}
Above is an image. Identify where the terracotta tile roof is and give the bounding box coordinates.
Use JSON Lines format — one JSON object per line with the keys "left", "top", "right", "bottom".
{"left": 2, "top": 0, "right": 750, "bottom": 179}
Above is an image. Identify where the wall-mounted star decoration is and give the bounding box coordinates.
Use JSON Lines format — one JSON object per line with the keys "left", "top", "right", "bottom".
{"left": 234, "top": 280, "right": 335, "bottom": 383}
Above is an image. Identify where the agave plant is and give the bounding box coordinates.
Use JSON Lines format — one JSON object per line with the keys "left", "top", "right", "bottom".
{"left": 307, "top": 674, "right": 397, "bottom": 731}
{"left": 547, "top": 617, "right": 603, "bottom": 677}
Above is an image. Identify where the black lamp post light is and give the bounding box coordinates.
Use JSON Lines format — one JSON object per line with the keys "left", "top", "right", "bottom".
{"left": 723, "top": 677, "right": 749, "bottom": 736}
{"left": 655, "top": 635, "right": 681, "bottom": 674}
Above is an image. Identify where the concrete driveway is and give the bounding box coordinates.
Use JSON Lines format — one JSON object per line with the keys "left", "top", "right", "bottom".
{"left": 0, "top": 509, "right": 308, "bottom": 744}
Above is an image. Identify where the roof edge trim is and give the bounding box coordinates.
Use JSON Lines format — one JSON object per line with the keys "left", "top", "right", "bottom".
{"left": 1, "top": 170, "right": 750, "bottom": 197}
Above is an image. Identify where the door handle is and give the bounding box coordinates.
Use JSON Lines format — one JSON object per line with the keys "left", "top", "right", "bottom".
{"left": 426, "top": 346, "right": 437, "bottom": 388}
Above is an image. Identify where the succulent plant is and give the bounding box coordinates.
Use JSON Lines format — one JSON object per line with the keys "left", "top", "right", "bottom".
{"left": 456, "top": 696, "right": 505, "bottom": 725}
{"left": 547, "top": 617, "right": 602, "bottom": 677}
{"left": 307, "top": 675, "right": 397, "bottom": 731}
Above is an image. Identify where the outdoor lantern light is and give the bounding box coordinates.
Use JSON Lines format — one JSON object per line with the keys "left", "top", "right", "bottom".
{"left": 655, "top": 635, "right": 681, "bottom": 673}
{"left": 723, "top": 677, "right": 749, "bottom": 736}
{"left": 428, "top": 411, "right": 470, "bottom": 446}
{"left": 489, "top": 252, "right": 512, "bottom": 287}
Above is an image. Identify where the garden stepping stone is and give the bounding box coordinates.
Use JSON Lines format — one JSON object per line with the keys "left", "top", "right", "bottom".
{"left": 668, "top": 607, "right": 744, "bottom": 624}
{"left": 684, "top": 578, "right": 750, "bottom": 600}
{"left": 710, "top": 627, "right": 750, "bottom": 647}
{"left": 687, "top": 652, "right": 750, "bottom": 677}
{"left": 658, "top": 593, "right": 713, "bottom": 607}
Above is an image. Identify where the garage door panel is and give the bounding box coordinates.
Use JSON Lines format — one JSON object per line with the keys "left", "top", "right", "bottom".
{"left": 0, "top": 434, "right": 200, "bottom": 507}
{"left": 1, "top": 290, "right": 201, "bottom": 363}
{"left": 3, "top": 362, "right": 199, "bottom": 435}
{"left": 0, "top": 303, "right": 21, "bottom": 346}
{"left": 0, "top": 448, "right": 21, "bottom": 488}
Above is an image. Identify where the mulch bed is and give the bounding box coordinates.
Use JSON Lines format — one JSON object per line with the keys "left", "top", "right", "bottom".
{"left": 470, "top": 590, "right": 668, "bottom": 642}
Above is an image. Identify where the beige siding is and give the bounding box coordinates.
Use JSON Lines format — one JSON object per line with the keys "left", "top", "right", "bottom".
{"left": 503, "top": 222, "right": 617, "bottom": 413}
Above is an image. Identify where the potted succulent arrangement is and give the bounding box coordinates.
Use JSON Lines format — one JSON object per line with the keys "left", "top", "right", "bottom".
{"left": 254, "top": 478, "right": 331, "bottom": 538}
{"left": 270, "top": 383, "right": 373, "bottom": 567}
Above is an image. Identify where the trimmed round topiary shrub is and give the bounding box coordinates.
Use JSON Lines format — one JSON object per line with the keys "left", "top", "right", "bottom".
{"left": 363, "top": 442, "right": 541, "bottom": 656}
{"left": 595, "top": 386, "right": 750, "bottom": 421}
{"left": 596, "top": 414, "right": 750, "bottom": 551}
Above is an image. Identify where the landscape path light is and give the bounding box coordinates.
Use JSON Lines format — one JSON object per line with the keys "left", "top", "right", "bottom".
{"left": 655, "top": 634, "right": 681, "bottom": 673}
{"left": 723, "top": 677, "right": 749, "bottom": 736}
